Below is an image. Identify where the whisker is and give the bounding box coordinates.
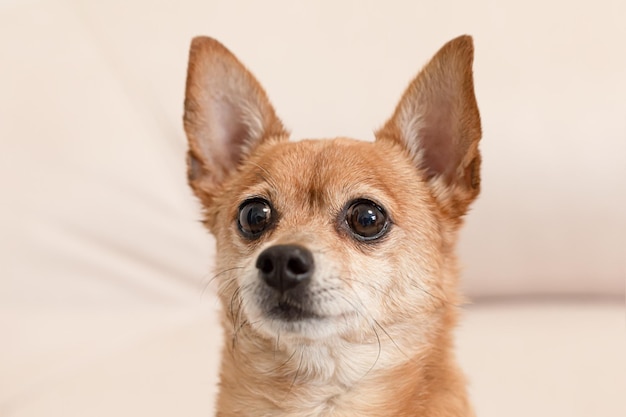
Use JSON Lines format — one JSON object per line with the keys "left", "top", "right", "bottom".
{"left": 274, "top": 331, "right": 281, "bottom": 360}
{"left": 229, "top": 286, "right": 243, "bottom": 321}
{"left": 229, "top": 285, "right": 253, "bottom": 350}
{"left": 264, "top": 346, "right": 298, "bottom": 375}
{"left": 364, "top": 324, "right": 382, "bottom": 378}
{"left": 342, "top": 276, "right": 389, "bottom": 297}
{"left": 200, "top": 266, "right": 245, "bottom": 298}
{"left": 340, "top": 285, "right": 411, "bottom": 361}
{"left": 216, "top": 276, "right": 239, "bottom": 300}
{"left": 346, "top": 272, "right": 459, "bottom": 308}
{"left": 248, "top": 162, "right": 280, "bottom": 192}
{"left": 407, "top": 279, "right": 459, "bottom": 307}
{"left": 233, "top": 284, "right": 253, "bottom": 329}
{"left": 371, "top": 317, "right": 410, "bottom": 360}
{"left": 231, "top": 319, "right": 248, "bottom": 349}
{"left": 231, "top": 292, "right": 254, "bottom": 350}
{"left": 337, "top": 293, "right": 383, "bottom": 379}
{"left": 201, "top": 267, "right": 246, "bottom": 309}
{"left": 310, "top": 248, "right": 332, "bottom": 255}
{"left": 284, "top": 348, "right": 304, "bottom": 400}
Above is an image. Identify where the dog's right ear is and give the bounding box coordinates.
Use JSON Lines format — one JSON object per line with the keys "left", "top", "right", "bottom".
{"left": 183, "top": 37, "right": 287, "bottom": 204}
{"left": 375, "top": 36, "right": 482, "bottom": 219}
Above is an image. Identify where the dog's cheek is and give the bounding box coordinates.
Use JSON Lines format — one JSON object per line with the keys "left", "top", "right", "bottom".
{"left": 341, "top": 248, "right": 396, "bottom": 319}
{"left": 381, "top": 229, "right": 446, "bottom": 315}
{"left": 208, "top": 208, "right": 257, "bottom": 315}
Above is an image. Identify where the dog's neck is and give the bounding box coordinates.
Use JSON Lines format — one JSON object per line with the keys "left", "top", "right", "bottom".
{"left": 215, "top": 311, "right": 472, "bottom": 416}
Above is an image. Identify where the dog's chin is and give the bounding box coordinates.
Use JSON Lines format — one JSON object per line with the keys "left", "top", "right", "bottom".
{"left": 267, "top": 315, "right": 351, "bottom": 341}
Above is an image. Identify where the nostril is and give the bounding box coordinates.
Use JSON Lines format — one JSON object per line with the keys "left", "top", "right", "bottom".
{"left": 258, "top": 257, "right": 274, "bottom": 274}
{"left": 287, "top": 256, "right": 309, "bottom": 275}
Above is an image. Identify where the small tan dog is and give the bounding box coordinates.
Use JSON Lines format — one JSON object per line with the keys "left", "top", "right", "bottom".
{"left": 184, "top": 35, "right": 481, "bottom": 416}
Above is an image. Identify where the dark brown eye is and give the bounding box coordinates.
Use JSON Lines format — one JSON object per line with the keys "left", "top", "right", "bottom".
{"left": 345, "top": 200, "right": 389, "bottom": 241}
{"left": 238, "top": 199, "right": 273, "bottom": 239}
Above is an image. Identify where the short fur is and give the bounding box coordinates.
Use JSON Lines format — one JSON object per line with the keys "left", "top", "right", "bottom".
{"left": 183, "top": 35, "right": 481, "bottom": 417}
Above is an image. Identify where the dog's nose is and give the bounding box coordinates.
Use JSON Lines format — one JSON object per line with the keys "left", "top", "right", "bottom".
{"left": 256, "top": 244, "right": 314, "bottom": 292}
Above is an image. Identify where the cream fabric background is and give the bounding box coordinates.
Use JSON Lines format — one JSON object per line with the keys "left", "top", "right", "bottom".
{"left": 2, "top": 0, "right": 624, "bottom": 307}
{"left": 1, "top": 1, "right": 625, "bottom": 416}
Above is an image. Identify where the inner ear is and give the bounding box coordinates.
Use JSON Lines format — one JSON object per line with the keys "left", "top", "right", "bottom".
{"left": 212, "top": 98, "right": 255, "bottom": 165}
{"left": 417, "top": 101, "right": 458, "bottom": 182}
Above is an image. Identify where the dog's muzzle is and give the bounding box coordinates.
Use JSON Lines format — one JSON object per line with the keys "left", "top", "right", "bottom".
{"left": 254, "top": 244, "right": 321, "bottom": 321}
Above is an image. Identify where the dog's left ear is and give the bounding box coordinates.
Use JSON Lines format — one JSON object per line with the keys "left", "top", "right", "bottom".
{"left": 376, "top": 35, "right": 482, "bottom": 218}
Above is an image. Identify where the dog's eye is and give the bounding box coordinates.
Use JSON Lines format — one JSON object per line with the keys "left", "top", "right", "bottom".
{"left": 345, "top": 200, "right": 389, "bottom": 241}
{"left": 238, "top": 199, "right": 273, "bottom": 238}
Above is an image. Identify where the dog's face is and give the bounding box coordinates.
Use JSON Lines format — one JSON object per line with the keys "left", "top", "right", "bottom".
{"left": 184, "top": 37, "right": 481, "bottom": 347}
{"left": 207, "top": 138, "right": 445, "bottom": 342}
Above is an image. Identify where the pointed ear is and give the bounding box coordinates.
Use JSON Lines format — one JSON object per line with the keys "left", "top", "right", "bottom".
{"left": 183, "top": 37, "right": 288, "bottom": 203}
{"left": 375, "top": 35, "right": 482, "bottom": 218}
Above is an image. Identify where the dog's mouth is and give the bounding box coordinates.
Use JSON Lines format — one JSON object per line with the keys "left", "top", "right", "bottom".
{"left": 249, "top": 288, "right": 357, "bottom": 338}
{"left": 266, "top": 299, "right": 321, "bottom": 322}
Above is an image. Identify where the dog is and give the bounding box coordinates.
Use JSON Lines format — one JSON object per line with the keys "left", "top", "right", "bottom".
{"left": 183, "top": 35, "right": 481, "bottom": 416}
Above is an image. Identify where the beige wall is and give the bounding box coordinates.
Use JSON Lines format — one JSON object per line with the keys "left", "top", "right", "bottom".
{"left": 1, "top": 0, "right": 624, "bottom": 307}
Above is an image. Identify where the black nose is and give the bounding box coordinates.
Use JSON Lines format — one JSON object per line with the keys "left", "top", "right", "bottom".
{"left": 256, "top": 244, "right": 314, "bottom": 292}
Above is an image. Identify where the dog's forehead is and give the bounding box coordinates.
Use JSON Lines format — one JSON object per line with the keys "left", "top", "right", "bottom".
{"left": 266, "top": 139, "right": 384, "bottom": 187}
{"left": 238, "top": 138, "right": 425, "bottom": 213}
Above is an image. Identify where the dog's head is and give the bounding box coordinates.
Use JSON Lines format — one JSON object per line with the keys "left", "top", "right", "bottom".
{"left": 183, "top": 37, "right": 481, "bottom": 346}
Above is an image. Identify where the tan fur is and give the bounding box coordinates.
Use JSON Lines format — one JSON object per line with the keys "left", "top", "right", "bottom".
{"left": 183, "top": 35, "right": 481, "bottom": 416}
